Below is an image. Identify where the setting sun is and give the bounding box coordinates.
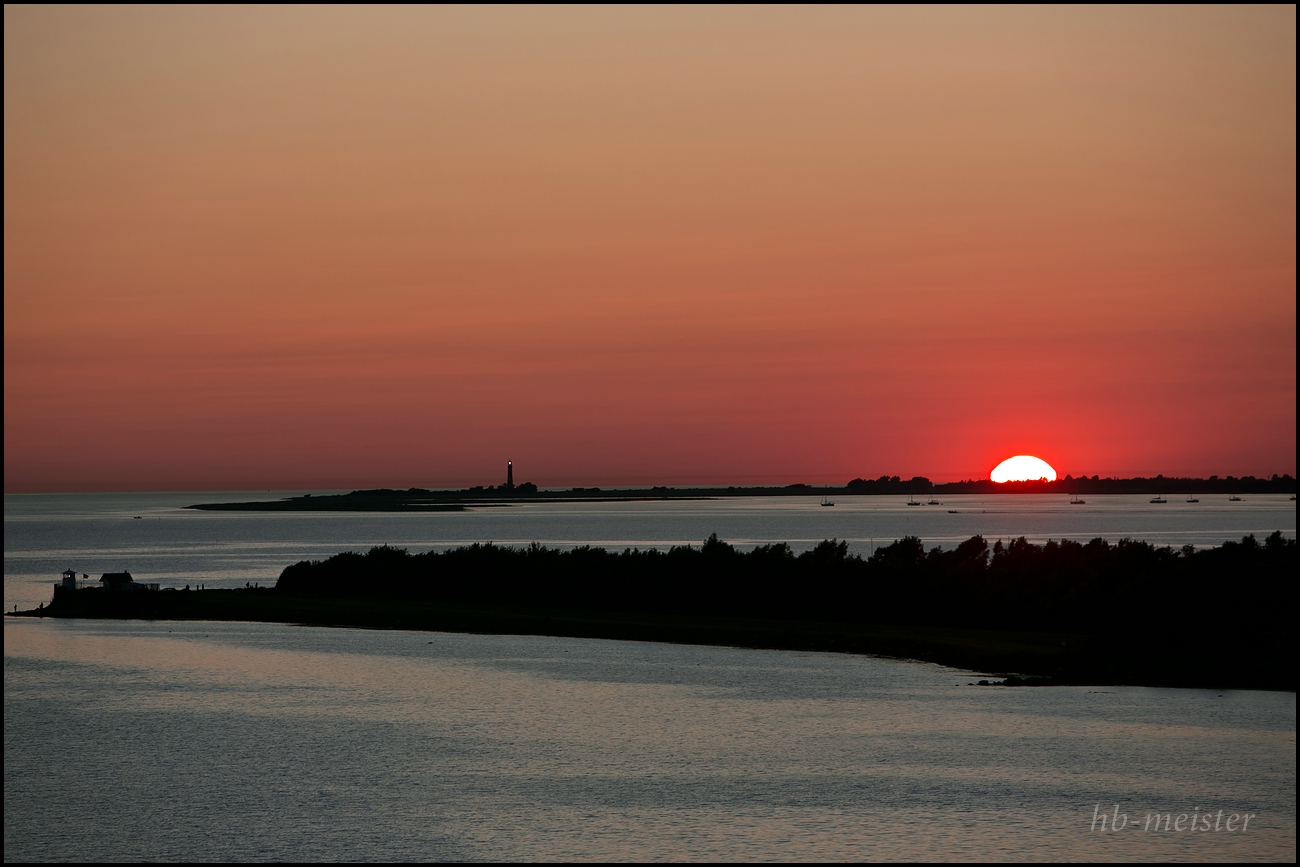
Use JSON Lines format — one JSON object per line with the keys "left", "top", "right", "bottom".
{"left": 990, "top": 455, "right": 1058, "bottom": 483}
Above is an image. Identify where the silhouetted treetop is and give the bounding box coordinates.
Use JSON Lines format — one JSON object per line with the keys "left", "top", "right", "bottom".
{"left": 275, "top": 532, "right": 1294, "bottom": 637}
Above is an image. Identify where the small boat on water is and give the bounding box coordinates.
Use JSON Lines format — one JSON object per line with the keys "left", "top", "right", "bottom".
{"left": 906, "top": 495, "right": 921, "bottom": 506}
{"left": 1069, "top": 494, "right": 1085, "bottom": 505}
{"left": 1149, "top": 495, "right": 1167, "bottom": 504}
{"left": 1228, "top": 495, "right": 1243, "bottom": 502}
{"left": 820, "top": 496, "right": 835, "bottom": 507}
{"left": 927, "top": 497, "right": 941, "bottom": 505}
{"left": 1185, "top": 494, "right": 1199, "bottom": 503}
{"left": 947, "top": 509, "right": 958, "bottom": 514}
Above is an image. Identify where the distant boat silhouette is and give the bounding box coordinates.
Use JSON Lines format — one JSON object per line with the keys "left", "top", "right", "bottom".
{"left": 820, "top": 496, "right": 835, "bottom": 507}
{"left": 1149, "top": 495, "right": 1167, "bottom": 504}
{"left": 907, "top": 495, "right": 921, "bottom": 506}
{"left": 1228, "top": 495, "right": 1243, "bottom": 502}
{"left": 1069, "top": 494, "right": 1085, "bottom": 504}
{"left": 947, "top": 509, "right": 958, "bottom": 514}
{"left": 927, "top": 496, "right": 941, "bottom": 505}
{"left": 1185, "top": 494, "right": 1199, "bottom": 503}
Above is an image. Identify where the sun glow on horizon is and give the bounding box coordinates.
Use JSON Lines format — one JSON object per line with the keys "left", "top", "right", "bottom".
{"left": 990, "top": 455, "right": 1057, "bottom": 483}
{"left": 2, "top": 8, "right": 1295, "bottom": 492}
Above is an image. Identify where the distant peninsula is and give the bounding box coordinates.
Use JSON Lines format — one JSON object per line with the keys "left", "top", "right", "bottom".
{"left": 17, "top": 532, "right": 1295, "bottom": 692}
{"left": 188, "top": 474, "right": 1297, "bottom": 511}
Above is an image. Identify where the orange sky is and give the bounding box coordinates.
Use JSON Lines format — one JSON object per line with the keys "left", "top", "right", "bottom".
{"left": 4, "top": 6, "right": 1295, "bottom": 491}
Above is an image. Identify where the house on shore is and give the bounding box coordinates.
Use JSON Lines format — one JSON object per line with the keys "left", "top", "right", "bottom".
{"left": 100, "top": 571, "right": 160, "bottom": 592}
{"left": 53, "top": 570, "right": 160, "bottom": 599}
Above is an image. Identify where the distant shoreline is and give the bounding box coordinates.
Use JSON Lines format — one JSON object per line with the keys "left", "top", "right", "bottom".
{"left": 188, "top": 476, "right": 1297, "bottom": 512}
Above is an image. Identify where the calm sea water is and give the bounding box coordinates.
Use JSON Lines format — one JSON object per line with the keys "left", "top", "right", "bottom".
{"left": 5, "top": 620, "right": 1294, "bottom": 861}
{"left": 4, "top": 493, "right": 1297, "bottom": 861}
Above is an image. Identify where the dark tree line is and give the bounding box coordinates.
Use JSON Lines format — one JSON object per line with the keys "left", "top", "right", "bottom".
{"left": 276, "top": 532, "right": 1294, "bottom": 637}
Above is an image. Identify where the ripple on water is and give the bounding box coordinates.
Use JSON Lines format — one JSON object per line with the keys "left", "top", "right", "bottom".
{"left": 4, "top": 619, "right": 1295, "bottom": 861}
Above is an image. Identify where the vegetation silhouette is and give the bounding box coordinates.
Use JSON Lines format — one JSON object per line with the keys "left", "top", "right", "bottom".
{"left": 27, "top": 533, "right": 1294, "bottom": 690}
{"left": 270, "top": 531, "right": 1295, "bottom": 690}
{"left": 274, "top": 532, "right": 1293, "bottom": 635}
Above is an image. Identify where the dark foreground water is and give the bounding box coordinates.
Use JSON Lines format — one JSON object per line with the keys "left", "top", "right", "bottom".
{"left": 4, "top": 619, "right": 1294, "bottom": 862}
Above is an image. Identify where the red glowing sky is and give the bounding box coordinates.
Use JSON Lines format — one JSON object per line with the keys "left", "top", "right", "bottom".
{"left": 4, "top": 7, "right": 1295, "bottom": 492}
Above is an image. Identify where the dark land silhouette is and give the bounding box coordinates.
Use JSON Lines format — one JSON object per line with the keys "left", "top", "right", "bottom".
{"left": 20, "top": 532, "right": 1295, "bottom": 691}
{"left": 188, "top": 474, "right": 1296, "bottom": 511}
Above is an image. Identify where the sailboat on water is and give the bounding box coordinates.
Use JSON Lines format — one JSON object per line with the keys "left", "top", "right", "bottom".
{"left": 1149, "top": 494, "right": 1168, "bottom": 504}
{"left": 1069, "top": 494, "right": 1086, "bottom": 504}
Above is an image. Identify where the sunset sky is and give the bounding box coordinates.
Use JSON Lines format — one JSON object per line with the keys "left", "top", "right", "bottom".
{"left": 4, "top": 6, "right": 1295, "bottom": 492}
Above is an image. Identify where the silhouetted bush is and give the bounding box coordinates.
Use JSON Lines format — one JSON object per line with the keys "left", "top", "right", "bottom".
{"left": 276, "top": 532, "right": 1295, "bottom": 637}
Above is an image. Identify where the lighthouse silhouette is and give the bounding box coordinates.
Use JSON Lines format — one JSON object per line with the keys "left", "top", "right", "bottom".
{"left": 506, "top": 461, "right": 514, "bottom": 489}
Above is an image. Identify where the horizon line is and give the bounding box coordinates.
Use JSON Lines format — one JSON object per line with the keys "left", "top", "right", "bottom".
{"left": 5, "top": 472, "right": 1297, "bottom": 497}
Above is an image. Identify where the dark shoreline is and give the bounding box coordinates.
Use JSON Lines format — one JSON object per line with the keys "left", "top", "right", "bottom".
{"left": 187, "top": 475, "right": 1297, "bottom": 511}
{"left": 17, "top": 531, "right": 1294, "bottom": 692}
{"left": 11, "top": 592, "right": 1293, "bottom": 692}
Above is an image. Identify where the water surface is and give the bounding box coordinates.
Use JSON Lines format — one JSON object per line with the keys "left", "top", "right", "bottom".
{"left": 4, "top": 619, "right": 1294, "bottom": 861}
{"left": 6, "top": 493, "right": 1295, "bottom": 860}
